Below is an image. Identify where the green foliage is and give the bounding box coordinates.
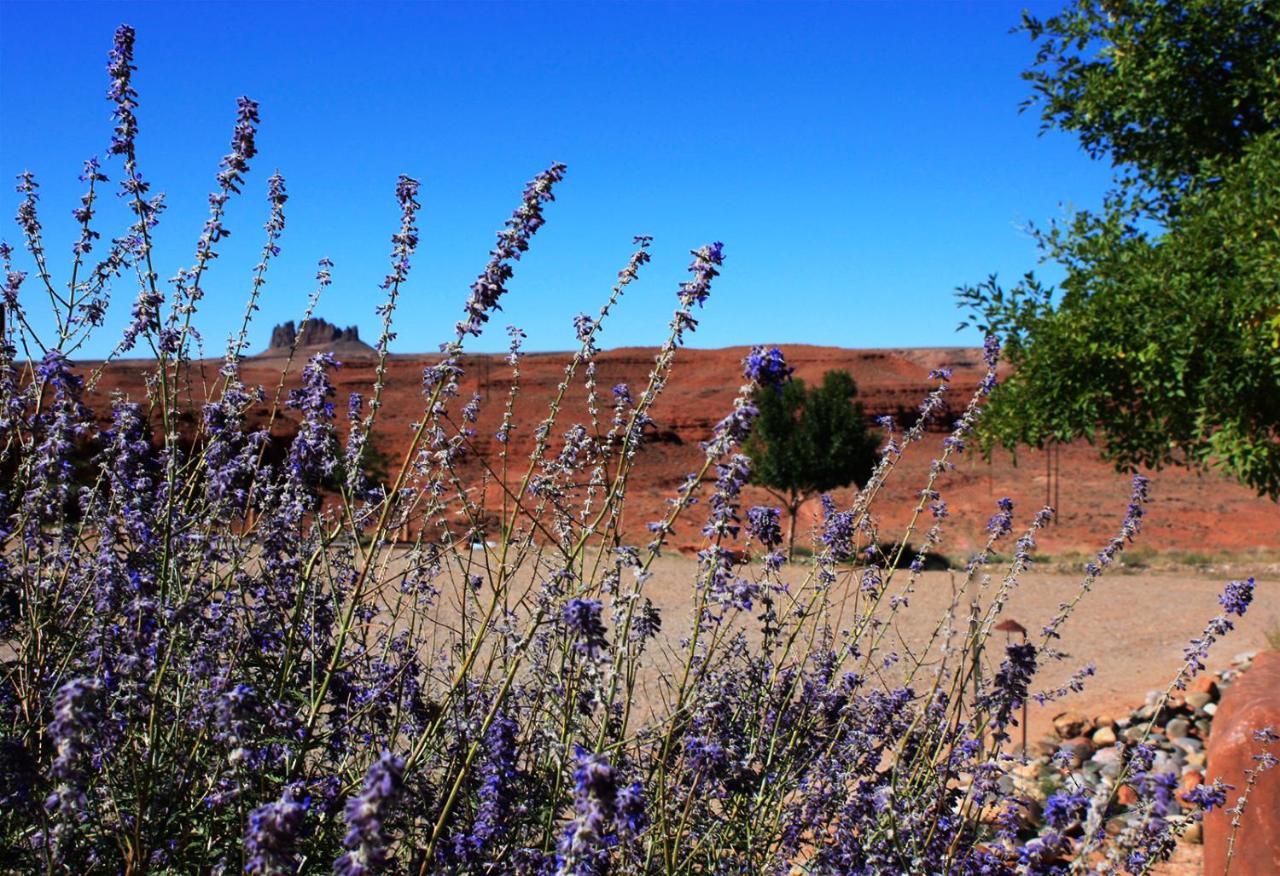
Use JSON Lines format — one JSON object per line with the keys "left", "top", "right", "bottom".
{"left": 745, "top": 370, "right": 879, "bottom": 551}
{"left": 1020, "top": 0, "right": 1280, "bottom": 206}
{"left": 959, "top": 0, "right": 1280, "bottom": 499}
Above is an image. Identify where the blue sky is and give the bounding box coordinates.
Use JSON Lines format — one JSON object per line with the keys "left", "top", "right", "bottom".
{"left": 1, "top": 1, "right": 1114, "bottom": 358}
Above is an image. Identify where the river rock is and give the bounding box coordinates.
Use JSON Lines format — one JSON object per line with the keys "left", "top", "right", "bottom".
{"left": 1185, "top": 691, "right": 1213, "bottom": 711}
{"left": 1123, "top": 724, "right": 1149, "bottom": 744}
{"left": 1053, "top": 711, "right": 1092, "bottom": 739}
{"left": 1056, "top": 737, "right": 1094, "bottom": 768}
{"left": 1151, "top": 750, "right": 1183, "bottom": 775}
{"left": 1188, "top": 676, "right": 1219, "bottom": 699}
{"left": 1031, "top": 735, "right": 1060, "bottom": 758}
{"left": 1092, "top": 753, "right": 1124, "bottom": 779}
{"left": 1177, "top": 770, "right": 1204, "bottom": 809}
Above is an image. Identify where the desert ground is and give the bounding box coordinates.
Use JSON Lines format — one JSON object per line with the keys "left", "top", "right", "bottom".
{"left": 626, "top": 556, "right": 1278, "bottom": 744}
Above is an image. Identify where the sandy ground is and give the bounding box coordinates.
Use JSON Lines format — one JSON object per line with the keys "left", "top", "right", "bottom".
{"left": 630, "top": 555, "right": 1277, "bottom": 742}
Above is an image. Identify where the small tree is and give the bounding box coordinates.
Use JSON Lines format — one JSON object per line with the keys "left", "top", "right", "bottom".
{"left": 745, "top": 370, "right": 880, "bottom": 555}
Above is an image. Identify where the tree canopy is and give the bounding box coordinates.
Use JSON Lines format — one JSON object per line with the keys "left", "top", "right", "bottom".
{"left": 745, "top": 370, "right": 880, "bottom": 553}
{"left": 959, "top": 0, "right": 1280, "bottom": 498}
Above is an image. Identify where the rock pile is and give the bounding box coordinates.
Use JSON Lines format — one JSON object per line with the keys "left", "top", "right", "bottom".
{"left": 1005, "top": 651, "right": 1257, "bottom": 851}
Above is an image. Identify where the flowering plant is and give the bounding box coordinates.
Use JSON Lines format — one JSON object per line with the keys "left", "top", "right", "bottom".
{"left": 0, "top": 25, "right": 1263, "bottom": 875}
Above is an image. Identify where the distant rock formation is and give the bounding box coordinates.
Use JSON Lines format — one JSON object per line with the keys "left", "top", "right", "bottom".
{"left": 259, "top": 318, "right": 375, "bottom": 357}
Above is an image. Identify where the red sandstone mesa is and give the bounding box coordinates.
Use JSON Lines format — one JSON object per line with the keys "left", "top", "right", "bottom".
{"left": 76, "top": 344, "right": 1280, "bottom": 555}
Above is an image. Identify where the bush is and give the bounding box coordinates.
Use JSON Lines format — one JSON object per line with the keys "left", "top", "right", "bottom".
{"left": 744, "top": 369, "right": 880, "bottom": 556}
{"left": 0, "top": 24, "right": 1263, "bottom": 875}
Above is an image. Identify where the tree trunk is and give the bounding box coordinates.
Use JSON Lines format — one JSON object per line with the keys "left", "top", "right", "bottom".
{"left": 785, "top": 494, "right": 801, "bottom": 558}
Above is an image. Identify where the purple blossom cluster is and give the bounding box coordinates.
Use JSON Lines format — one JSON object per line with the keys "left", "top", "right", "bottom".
{"left": 335, "top": 752, "right": 404, "bottom": 875}
{"left": 742, "top": 344, "right": 792, "bottom": 391}
{"left": 457, "top": 164, "right": 566, "bottom": 338}
{"left": 0, "top": 25, "right": 1261, "bottom": 876}
{"left": 244, "top": 790, "right": 307, "bottom": 875}
{"left": 558, "top": 747, "right": 645, "bottom": 875}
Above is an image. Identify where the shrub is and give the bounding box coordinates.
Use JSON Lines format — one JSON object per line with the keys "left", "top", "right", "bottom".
{"left": 744, "top": 369, "right": 880, "bottom": 556}
{"left": 0, "top": 24, "right": 1262, "bottom": 875}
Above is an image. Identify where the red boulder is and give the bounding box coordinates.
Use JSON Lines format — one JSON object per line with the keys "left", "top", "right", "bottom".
{"left": 1204, "top": 652, "right": 1280, "bottom": 874}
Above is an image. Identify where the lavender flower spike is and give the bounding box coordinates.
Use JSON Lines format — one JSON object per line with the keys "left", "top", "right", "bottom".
{"left": 563, "top": 598, "right": 609, "bottom": 660}
{"left": 743, "top": 345, "right": 792, "bottom": 392}
{"left": 44, "top": 678, "right": 101, "bottom": 860}
{"left": 107, "top": 25, "right": 139, "bottom": 158}
{"left": 245, "top": 790, "right": 307, "bottom": 875}
{"left": 1219, "top": 577, "right": 1254, "bottom": 616}
{"left": 333, "top": 752, "right": 404, "bottom": 875}
{"left": 678, "top": 242, "right": 724, "bottom": 309}
{"left": 456, "top": 163, "right": 566, "bottom": 338}
{"left": 558, "top": 747, "right": 643, "bottom": 876}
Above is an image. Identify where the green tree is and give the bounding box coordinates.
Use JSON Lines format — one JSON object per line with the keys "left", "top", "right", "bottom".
{"left": 959, "top": 0, "right": 1280, "bottom": 498}
{"left": 745, "top": 370, "right": 880, "bottom": 555}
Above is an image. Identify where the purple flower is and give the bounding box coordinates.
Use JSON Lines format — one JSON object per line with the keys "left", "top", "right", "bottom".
{"left": 333, "top": 752, "right": 404, "bottom": 875}
{"left": 216, "top": 96, "right": 260, "bottom": 195}
{"left": 452, "top": 712, "right": 520, "bottom": 864}
{"left": 457, "top": 164, "right": 566, "bottom": 338}
{"left": 286, "top": 353, "right": 340, "bottom": 489}
{"left": 1042, "top": 790, "right": 1087, "bottom": 829}
{"left": 1180, "top": 613, "right": 1239, "bottom": 687}
{"left": 704, "top": 398, "right": 759, "bottom": 455}
{"left": 1185, "top": 780, "right": 1231, "bottom": 812}
{"left": 742, "top": 345, "right": 791, "bottom": 391}
{"left": 1218, "top": 577, "right": 1254, "bottom": 616}
{"left": 677, "top": 242, "right": 723, "bottom": 309}
{"left": 461, "top": 392, "right": 482, "bottom": 424}
{"left": 44, "top": 678, "right": 101, "bottom": 857}
{"left": 821, "top": 506, "right": 856, "bottom": 563}
{"left": 702, "top": 454, "right": 751, "bottom": 539}
{"left": 15, "top": 171, "right": 42, "bottom": 244}
{"left": 106, "top": 25, "right": 139, "bottom": 158}
{"left": 979, "top": 335, "right": 1001, "bottom": 393}
{"left": 563, "top": 598, "right": 608, "bottom": 660}
{"left": 746, "top": 506, "right": 783, "bottom": 549}
{"left": 558, "top": 747, "right": 643, "bottom": 875}
{"left": 380, "top": 174, "right": 421, "bottom": 297}
{"left": 986, "top": 497, "right": 1014, "bottom": 539}
{"left": 245, "top": 790, "right": 307, "bottom": 875}
{"left": 986, "top": 641, "right": 1036, "bottom": 741}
